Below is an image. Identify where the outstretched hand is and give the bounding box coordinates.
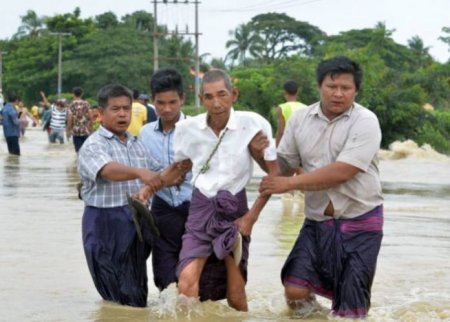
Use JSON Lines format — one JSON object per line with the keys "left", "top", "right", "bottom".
{"left": 160, "top": 160, "right": 192, "bottom": 187}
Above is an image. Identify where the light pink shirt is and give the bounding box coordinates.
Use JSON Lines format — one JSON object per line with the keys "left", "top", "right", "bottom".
{"left": 278, "top": 102, "right": 383, "bottom": 221}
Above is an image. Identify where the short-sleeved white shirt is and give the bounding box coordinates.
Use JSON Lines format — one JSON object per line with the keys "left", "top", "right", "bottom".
{"left": 278, "top": 102, "right": 383, "bottom": 221}
{"left": 174, "top": 108, "right": 276, "bottom": 198}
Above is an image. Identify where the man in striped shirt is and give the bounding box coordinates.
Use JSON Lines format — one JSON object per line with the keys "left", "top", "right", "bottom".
{"left": 77, "top": 84, "right": 185, "bottom": 307}
{"left": 49, "top": 99, "right": 68, "bottom": 144}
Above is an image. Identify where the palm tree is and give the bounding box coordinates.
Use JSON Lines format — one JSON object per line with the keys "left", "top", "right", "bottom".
{"left": 225, "top": 23, "right": 262, "bottom": 66}
{"left": 14, "top": 10, "right": 47, "bottom": 38}
{"left": 408, "top": 36, "right": 432, "bottom": 68}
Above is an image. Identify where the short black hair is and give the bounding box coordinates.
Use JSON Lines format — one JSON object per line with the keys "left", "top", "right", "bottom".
{"left": 283, "top": 80, "right": 298, "bottom": 95}
{"left": 316, "top": 56, "right": 363, "bottom": 91}
{"left": 97, "top": 84, "right": 132, "bottom": 108}
{"left": 150, "top": 68, "right": 184, "bottom": 98}
{"left": 6, "top": 93, "right": 19, "bottom": 103}
{"left": 73, "top": 87, "right": 83, "bottom": 97}
{"left": 132, "top": 89, "right": 140, "bottom": 100}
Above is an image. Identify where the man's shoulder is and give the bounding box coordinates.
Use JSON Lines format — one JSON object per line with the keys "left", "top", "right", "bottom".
{"left": 235, "top": 110, "right": 270, "bottom": 125}
{"left": 132, "top": 101, "right": 146, "bottom": 109}
{"left": 177, "top": 113, "right": 204, "bottom": 125}
{"left": 353, "top": 102, "right": 378, "bottom": 119}
{"left": 140, "top": 121, "right": 158, "bottom": 135}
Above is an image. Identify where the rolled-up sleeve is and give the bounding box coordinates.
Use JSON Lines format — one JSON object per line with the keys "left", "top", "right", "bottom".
{"left": 78, "top": 142, "right": 112, "bottom": 181}
{"left": 337, "top": 116, "right": 381, "bottom": 172}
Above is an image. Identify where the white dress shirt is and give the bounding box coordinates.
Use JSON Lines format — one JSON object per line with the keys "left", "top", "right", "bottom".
{"left": 174, "top": 108, "right": 276, "bottom": 198}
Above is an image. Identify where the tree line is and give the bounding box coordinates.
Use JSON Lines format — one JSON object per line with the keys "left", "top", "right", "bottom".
{"left": 0, "top": 9, "right": 449, "bottom": 153}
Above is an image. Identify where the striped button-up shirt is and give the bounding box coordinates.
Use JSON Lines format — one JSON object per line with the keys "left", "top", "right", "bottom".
{"left": 139, "top": 113, "right": 193, "bottom": 207}
{"left": 78, "top": 126, "right": 160, "bottom": 207}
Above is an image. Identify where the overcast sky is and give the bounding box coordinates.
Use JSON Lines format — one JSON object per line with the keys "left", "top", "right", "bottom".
{"left": 1, "top": 0, "right": 449, "bottom": 63}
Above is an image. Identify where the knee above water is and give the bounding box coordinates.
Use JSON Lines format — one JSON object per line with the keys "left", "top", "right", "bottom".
{"left": 285, "top": 285, "right": 310, "bottom": 301}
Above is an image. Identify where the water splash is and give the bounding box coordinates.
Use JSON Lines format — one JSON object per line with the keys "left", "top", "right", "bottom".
{"left": 379, "top": 140, "right": 450, "bottom": 162}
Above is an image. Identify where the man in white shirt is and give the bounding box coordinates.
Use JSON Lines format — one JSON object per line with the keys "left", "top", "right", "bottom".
{"left": 172, "top": 69, "right": 277, "bottom": 311}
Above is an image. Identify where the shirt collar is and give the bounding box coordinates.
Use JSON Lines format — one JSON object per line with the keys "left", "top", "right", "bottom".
{"left": 200, "top": 107, "right": 237, "bottom": 131}
{"left": 99, "top": 125, "right": 136, "bottom": 142}
{"left": 311, "top": 102, "right": 354, "bottom": 121}
{"left": 154, "top": 111, "right": 186, "bottom": 132}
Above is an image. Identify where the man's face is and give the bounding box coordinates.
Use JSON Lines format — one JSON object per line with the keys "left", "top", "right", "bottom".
{"left": 99, "top": 96, "right": 132, "bottom": 137}
{"left": 319, "top": 73, "right": 357, "bottom": 120}
{"left": 91, "top": 108, "right": 100, "bottom": 121}
{"left": 200, "top": 80, "right": 237, "bottom": 122}
{"left": 153, "top": 90, "right": 183, "bottom": 124}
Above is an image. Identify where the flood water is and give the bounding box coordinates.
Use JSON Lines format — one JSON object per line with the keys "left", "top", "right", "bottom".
{"left": 1, "top": 128, "right": 449, "bottom": 321}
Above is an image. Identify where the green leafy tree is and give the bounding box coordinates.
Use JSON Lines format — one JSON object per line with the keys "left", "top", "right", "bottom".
{"left": 407, "top": 35, "right": 433, "bottom": 69}
{"left": 121, "top": 11, "right": 154, "bottom": 32}
{"left": 95, "top": 12, "right": 119, "bottom": 30}
{"left": 45, "top": 7, "right": 96, "bottom": 38}
{"left": 438, "top": 26, "right": 450, "bottom": 55}
{"left": 249, "top": 13, "right": 326, "bottom": 60}
{"left": 62, "top": 25, "right": 153, "bottom": 98}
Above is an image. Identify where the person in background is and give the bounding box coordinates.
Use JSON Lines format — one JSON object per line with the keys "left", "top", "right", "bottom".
{"left": 49, "top": 98, "right": 68, "bottom": 144}
{"left": 259, "top": 56, "right": 383, "bottom": 319}
{"left": 2, "top": 93, "right": 21, "bottom": 155}
{"left": 67, "top": 87, "right": 92, "bottom": 153}
{"left": 275, "top": 80, "right": 307, "bottom": 146}
{"left": 138, "top": 93, "right": 157, "bottom": 123}
{"left": 40, "top": 92, "right": 52, "bottom": 139}
{"left": 77, "top": 83, "right": 185, "bottom": 307}
{"left": 127, "top": 89, "right": 147, "bottom": 136}
{"left": 31, "top": 104, "right": 39, "bottom": 126}
{"left": 0, "top": 90, "right": 3, "bottom": 125}
{"left": 90, "top": 105, "right": 101, "bottom": 131}
{"left": 17, "top": 100, "right": 31, "bottom": 137}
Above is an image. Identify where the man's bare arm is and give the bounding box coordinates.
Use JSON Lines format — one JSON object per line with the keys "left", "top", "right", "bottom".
{"left": 259, "top": 161, "right": 360, "bottom": 195}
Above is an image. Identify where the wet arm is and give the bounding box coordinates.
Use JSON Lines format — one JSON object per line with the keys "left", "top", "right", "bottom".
{"left": 275, "top": 106, "right": 285, "bottom": 147}
{"left": 260, "top": 161, "right": 360, "bottom": 195}
{"left": 99, "top": 162, "right": 158, "bottom": 184}
{"left": 236, "top": 160, "right": 279, "bottom": 236}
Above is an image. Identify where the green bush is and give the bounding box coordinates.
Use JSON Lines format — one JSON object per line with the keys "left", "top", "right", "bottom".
{"left": 416, "top": 111, "right": 450, "bottom": 154}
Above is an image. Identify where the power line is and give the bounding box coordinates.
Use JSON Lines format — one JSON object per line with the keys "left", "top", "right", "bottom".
{"left": 204, "top": 0, "right": 322, "bottom": 13}
{"left": 152, "top": 0, "right": 201, "bottom": 108}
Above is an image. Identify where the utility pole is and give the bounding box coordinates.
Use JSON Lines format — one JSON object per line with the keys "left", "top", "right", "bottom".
{"left": 152, "top": 0, "right": 201, "bottom": 108}
{"left": 50, "top": 32, "right": 71, "bottom": 98}
{"left": 194, "top": 0, "right": 200, "bottom": 109}
{"left": 153, "top": 0, "right": 159, "bottom": 72}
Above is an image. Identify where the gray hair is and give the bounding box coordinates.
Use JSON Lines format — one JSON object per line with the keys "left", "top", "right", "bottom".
{"left": 201, "top": 69, "right": 233, "bottom": 93}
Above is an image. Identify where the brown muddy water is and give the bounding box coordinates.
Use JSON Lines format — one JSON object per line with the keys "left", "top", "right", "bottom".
{"left": 1, "top": 129, "right": 449, "bottom": 321}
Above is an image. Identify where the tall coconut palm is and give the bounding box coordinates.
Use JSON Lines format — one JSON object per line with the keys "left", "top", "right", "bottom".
{"left": 408, "top": 35, "right": 433, "bottom": 68}
{"left": 14, "top": 10, "right": 47, "bottom": 39}
{"left": 225, "top": 23, "right": 263, "bottom": 66}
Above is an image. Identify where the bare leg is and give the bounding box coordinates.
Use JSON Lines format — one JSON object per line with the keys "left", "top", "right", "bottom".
{"left": 224, "top": 255, "right": 248, "bottom": 311}
{"left": 177, "top": 257, "right": 207, "bottom": 298}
